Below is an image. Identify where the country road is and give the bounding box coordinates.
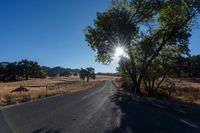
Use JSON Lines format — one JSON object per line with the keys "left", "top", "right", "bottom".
{"left": 0, "top": 80, "right": 200, "bottom": 133}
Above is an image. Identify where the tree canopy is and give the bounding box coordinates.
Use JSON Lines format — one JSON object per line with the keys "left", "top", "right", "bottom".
{"left": 80, "top": 67, "right": 96, "bottom": 82}
{"left": 85, "top": 0, "right": 200, "bottom": 94}
{"left": 0, "top": 60, "right": 47, "bottom": 82}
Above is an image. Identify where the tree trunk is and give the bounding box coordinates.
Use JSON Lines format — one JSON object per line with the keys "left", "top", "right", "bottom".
{"left": 86, "top": 77, "right": 89, "bottom": 82}
{"left": 127, "top": 43, "right": 139, "bottom": 94}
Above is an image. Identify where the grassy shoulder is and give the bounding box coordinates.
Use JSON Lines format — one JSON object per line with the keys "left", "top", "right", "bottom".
{"left": 114, "top": 77, "right": 200, "bottom": 116}
{"left": 0, "top": 75, "right": 114, "bottom": 106}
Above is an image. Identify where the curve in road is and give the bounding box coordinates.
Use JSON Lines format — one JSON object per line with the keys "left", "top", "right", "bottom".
{"left": 0, "top": 80, "right": 200, "bottom": 133}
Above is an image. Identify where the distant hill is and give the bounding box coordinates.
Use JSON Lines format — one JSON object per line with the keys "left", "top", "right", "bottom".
{"left": 0, "top": 62, "right": 10, "bottom": 68}
{"left": 0, "top": 62, "right": 80, "bottom": 77}
{"left": 41, "top": 66, "right": 80, "bottom": 77}
{"left": 96, "top": 72, "right": 118, "bottom": 76}
{"left": 0, "top": 62, "right": 117, "bottom": 77}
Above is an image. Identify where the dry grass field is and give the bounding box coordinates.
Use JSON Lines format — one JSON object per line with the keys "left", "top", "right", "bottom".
{"left": 160, "top": 78, "right": 200, "bottom": 104}
{"left": 114, "top": 77, "right": 200, "bottom": 118}
{"left": 114, "top": 78, "right": 200, "bottom": 105}
{"left": 0, "top": 75, "right": 115, "bottom": 106}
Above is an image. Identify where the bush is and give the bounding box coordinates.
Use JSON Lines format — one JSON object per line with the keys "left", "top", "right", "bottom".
{"left": 21, "top": 95, "right": 31, "bottom": 102}
{"left": 4, "top": 95, "right": 13, "bottom": 104}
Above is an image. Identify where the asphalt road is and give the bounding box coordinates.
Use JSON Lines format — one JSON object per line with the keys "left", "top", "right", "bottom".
{"left": 0, "top": 80, "right": 200, "bottom": 133}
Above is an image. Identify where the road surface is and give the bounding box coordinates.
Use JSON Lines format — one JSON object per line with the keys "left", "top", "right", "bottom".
{"left": 0, "top": 80, "right": 200, "bottom": 133}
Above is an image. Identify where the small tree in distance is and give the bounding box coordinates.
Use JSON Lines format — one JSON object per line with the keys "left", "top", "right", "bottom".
{"left": 80, "top": 67, "right": 96, "bottom": 82}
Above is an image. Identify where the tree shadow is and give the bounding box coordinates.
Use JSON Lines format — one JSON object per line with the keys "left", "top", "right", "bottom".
{"left": 32, "top": 127, "right": 64, "bottom": 133}
{"left": 107, "top": 90, "right": 200, "bottom": 133}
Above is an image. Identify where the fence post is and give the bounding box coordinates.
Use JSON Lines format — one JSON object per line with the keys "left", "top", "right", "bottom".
{"left": 45, "top": 78, "right": 47, "bottom": 97}
{"left": 57, "top": 84, "right": 59, "bottom": 94}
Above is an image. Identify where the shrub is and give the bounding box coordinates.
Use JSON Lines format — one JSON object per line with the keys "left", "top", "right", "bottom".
{"left": 21, "top": 95, "right": 31, "bottom": 102}
{"left": 4, "top": 95, "right": 13, "bottom": 104}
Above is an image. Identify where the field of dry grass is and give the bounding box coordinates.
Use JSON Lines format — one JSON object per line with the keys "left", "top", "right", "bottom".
{"left": 0, "top": 75, "right": 115, "bottom": 106}
{"left": 115, "top": 77, "right": 200, "bottom": 104}
{"left": 114, "top": 78, "right": 200, "bottom": 117}
{"left": 159, "top": 78, "right": 200, "bottom": 104}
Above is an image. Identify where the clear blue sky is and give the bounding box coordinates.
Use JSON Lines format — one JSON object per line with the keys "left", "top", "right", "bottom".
{"left": 0, "top": 0, "right": 199, "bottom": 72}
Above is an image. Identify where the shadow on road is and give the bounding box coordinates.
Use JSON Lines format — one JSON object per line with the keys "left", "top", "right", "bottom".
{"left": 32, "top": 128, "right": 64, "bottom": 133}
{"left": 107, "top": 90, "right": 200, "bottom": 133}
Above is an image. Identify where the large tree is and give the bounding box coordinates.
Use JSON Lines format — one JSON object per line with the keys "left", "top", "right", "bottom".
{"left": 18, "top": 59, "right": 44, "bottom": 80}
{"left": 0, "top": 60, "right": 47, "bottom": 82}
{"left": 85, "top": 0, "right": 200, "bottom": 94}
{"left": 80, "top": 67, "right": 96, "bottom": 82}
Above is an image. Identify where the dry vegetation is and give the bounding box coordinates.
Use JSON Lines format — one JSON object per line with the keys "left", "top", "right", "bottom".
{"left": 159, "top": 78, "right": 200, "bottom": 104}
{"left": 115, "top": 78, "right": 200, "bottom": 105}
{"left": 114, "top": 77, "right": 200, "bottom": 117}
{"left": 0, "top": 75, "right": 114, "bottom": 106}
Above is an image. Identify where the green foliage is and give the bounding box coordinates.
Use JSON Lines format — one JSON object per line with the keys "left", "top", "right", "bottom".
{"left": 41, "top": 66, "right": 79, "bottom": 77}
{"left": 73, "top": 73, "right": 78, "bottom": 76}
{"left": 34, "top": 69, "right": 48, "bottom": 79}
{"left": 80, "top": 67, "right": 96, "bottom": 82}
{"left": 3, "top": 62, "right": 18, "bottom": 82}
{"left": 60, "top": 71, "right": 72, "bottom": 77}
{"left": 171, "top": 55, "right": 200, "bottom": 78}
{"left": 0, "top": 60, "right": 47, "bottom": 82}
{"left": 80, "top": 68, "right": 87, "bottom": 81}
{"left": 85, "top": 0, "right": 200, "bottom": 94}
{"left": 17, "top": 59, "right": 44, "bottom": 80}
{"left": 84, "top": 4, "right": 137, "bottom": 64}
